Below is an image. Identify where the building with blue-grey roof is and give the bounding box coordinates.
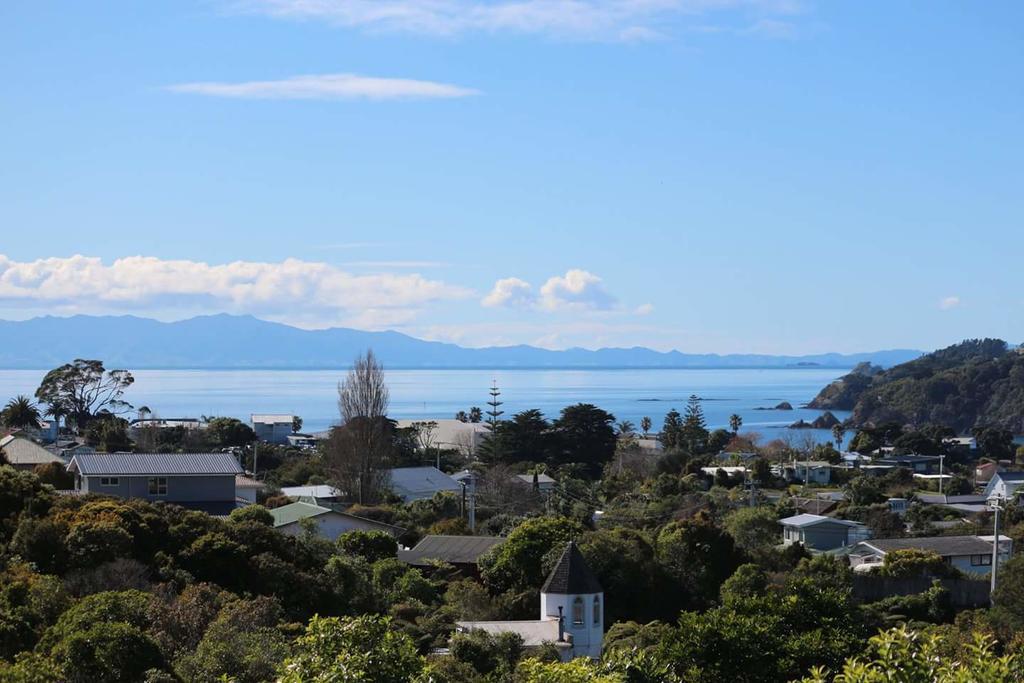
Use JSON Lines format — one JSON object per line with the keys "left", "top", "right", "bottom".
{"left": 67, "top": 452, "right": 244, "bottom": 513}
{"left": 387, "top": 466, "right": 462, "bottom": 502}
{"left": 780, "top": 513, "right": 870, "bottom": 551}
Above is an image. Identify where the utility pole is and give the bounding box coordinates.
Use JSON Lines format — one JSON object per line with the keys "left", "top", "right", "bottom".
{"left": 990, "top": 496, "right": 1004, "bottom": 601}
{"left": 938, "top": 454, "right": 945, "bottom": 496}
{"left": 253, "top": 443, "right": 259, "bottom": 479}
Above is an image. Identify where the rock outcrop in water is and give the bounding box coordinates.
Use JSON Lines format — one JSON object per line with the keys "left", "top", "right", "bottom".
{"left": 789, "top": 411, "right": 840, "bottom": 430}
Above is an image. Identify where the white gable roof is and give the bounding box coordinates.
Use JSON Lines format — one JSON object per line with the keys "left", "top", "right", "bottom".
{"left": 780, "top": 514, "right": 862, "bottom": 528}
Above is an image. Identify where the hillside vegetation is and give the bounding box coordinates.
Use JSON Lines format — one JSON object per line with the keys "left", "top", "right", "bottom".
{"left": 808, "top": 339, "right": 1024, "bottom": 432}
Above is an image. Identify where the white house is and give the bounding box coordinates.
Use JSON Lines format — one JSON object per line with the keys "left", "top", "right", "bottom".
{"left": 984, "top": 472, "right": 1024, "bottom": 501}
{"left": 251, "top": 414, "right": 295, "bottom": 444}
{"left": 280, "top": 484, "right": 344, "bottom": 505}
{"left": 848, "top": 535, "right": 1013, "bottom": 576}
{"left": 457, "top": 541, "right": 603, "bottom": 660}
{"left": 776, "top": 461, "right": 832, "bottom": 485}
{"left": 235, "top": 475, "right": 266, "bottom": 504}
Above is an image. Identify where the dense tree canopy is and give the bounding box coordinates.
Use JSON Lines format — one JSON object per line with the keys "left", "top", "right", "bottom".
{"left": 34, "top": 359, "right": 134, "bottom": 430}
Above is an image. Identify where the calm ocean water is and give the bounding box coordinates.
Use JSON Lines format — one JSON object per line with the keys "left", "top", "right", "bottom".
{"left": 0, "top": 368, "right": 849, "bottom": 445}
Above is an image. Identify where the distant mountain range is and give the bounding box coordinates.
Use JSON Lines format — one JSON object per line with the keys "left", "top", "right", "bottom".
{"left": 0, "top": 315, "right": 924, "bottom": 370}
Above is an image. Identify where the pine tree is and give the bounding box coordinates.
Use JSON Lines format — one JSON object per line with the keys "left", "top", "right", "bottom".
{"left": 486, "top": 381, "right": 504, "bottom": 431}
{"left": 681, "top": 394, "right": 709, "bottom": 454}
{"left": 660, "top": 409, "right": 684, "bottom": 450}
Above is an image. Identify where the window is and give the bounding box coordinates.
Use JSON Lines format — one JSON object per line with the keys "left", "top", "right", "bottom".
{"left": 593, "top": 596, "right": 601, "bottom": 625}
{"left": 148, "top": 477, "right": 168, "bottom": 496}
{"left": 971, "top": 554, "right": 992, "bottom": 566}
{"left": 100, "top": 477, "right": 119, "bottom": 486}
{"left": 572, "top": 597, "right": 584, "bottom": 626}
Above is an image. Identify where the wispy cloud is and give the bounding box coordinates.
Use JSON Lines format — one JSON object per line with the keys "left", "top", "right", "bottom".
{"left": 317, "top": 242, "right": 392, "bottom": 251}
{"left": 234, "top": 0, "right": 808, "bottom": 41}
{"left": 166, "top": 73, "right": 479, "bottom": 100}
{"left": 939, "top": 296, "right": 961, "bottom": 310}
{"left": 0, "top": 254, "right": 471, "bottom": 328}
{"left": 742, "top": 18, "right": 798, "bottom": 39}
{"left": 343, "top": 260, "right": 450, "bottom": 269}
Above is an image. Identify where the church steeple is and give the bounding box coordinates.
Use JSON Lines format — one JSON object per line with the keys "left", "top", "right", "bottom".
{"left": 539, "top": 541, "right": 604, "bottom": 659}
{"left": 542, "top": 541, "right": 603, "bottom": 595}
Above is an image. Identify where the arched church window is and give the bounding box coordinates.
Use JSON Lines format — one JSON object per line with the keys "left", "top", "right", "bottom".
{"left": 593, "top": 595, "right": 601, "bottom": 625}
{"left": 572, "top": 596, "right": 584, "bottom": 625}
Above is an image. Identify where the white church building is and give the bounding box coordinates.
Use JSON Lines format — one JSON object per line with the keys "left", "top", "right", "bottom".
{"left": 455, "top": 541, "right": 604, "bottom": 660}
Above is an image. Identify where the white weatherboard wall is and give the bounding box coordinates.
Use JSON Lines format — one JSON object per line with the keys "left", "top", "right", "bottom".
{"left": 540, "top": 590, "right": 603, "bottom": 659}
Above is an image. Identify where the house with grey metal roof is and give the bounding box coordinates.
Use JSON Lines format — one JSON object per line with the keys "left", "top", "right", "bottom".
{"left": 779, "top": 514, "right": 870, "bottom": 551}
{"left": 849, "top": 535, "right": 1013, "bottom": 576}
{"left": 398, "top": 535, "right": 505, "bottom": 570}
{"left": 66, "top": 452, "right": 243, "bottom": 512}
{"left": 0, "top": 434, "right": 66, "bottom": 470}
{"left": 387, "top": 466, "right": 462, "bottom": 502}
{"left": 280, "top": 484, "right": 344, "bottom": 505}
{"left": 270, "top": 501, "right": 403, "bottom": 541}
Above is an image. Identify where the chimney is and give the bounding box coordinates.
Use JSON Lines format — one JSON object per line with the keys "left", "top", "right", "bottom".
{"left": 557, "top": 606, "right": 565, "bottom": 642}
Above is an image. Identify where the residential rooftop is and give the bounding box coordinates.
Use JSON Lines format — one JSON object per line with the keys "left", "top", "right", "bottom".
{"left": 398, "top": 535, "right": 506, "bottom": 566}
{"left": 860, "top": 535, "right": 1000, "bottom": 556}
{"left": 780, "top": 513, "right": 862, "bottom": 528}
{"left": 67, "top": 452, "right": 243, "bottom": 476}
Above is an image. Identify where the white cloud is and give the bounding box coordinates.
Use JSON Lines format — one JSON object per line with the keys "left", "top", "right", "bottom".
{"left": 166, "top": 73, "right": 478, "bottom": 100}
{"left": 234, "top": 0, "right": 807, "bottom": 40}
{"left": 482, "top": 269, "right": 618, "bottom": 312}
{"left": 939, "top": 296, "right": 961, "bottom": 310}
{"left": 635, "top": 303, "right": 655, "bottom": 315}
{"left": 482, "top": 277, "right": 535, "bottom": 308}
{"left": 539, "top": 269, "right": 615, "bottom": 311}
{"left": 0, "top": 254, "right": 471, "bottom": 327}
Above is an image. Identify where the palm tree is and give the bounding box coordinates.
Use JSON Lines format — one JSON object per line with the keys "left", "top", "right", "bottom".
{"left": 2, "top": 395, "right": 42, "bottom": 429}
{"left": 616, "top": 420, "right": 636, "bottom": 437}
{"left": 832, "top": 424, "right": 847, "bottom": 450}
{"left": 729, "top": 413, "right": 743, "bottom": 435}
{"left": 43, "top": 403, "right": 65, "bottom": 435}
{"left": 640, "top": 416, "right": 652, "bottom": 437}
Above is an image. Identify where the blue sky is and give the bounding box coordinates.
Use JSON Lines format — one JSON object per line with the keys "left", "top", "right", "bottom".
{"left": 1, "top": 1, "right": 1021, "bottom": 354}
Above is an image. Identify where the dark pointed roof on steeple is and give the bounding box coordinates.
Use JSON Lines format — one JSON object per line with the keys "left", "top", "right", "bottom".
{"left": 541, "top": 541, "right": 602, "bottom": 594}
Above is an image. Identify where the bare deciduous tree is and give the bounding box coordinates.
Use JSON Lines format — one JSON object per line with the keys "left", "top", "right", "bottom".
{"left": 325, "top": 350, "right": 394, "bottom": 504}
